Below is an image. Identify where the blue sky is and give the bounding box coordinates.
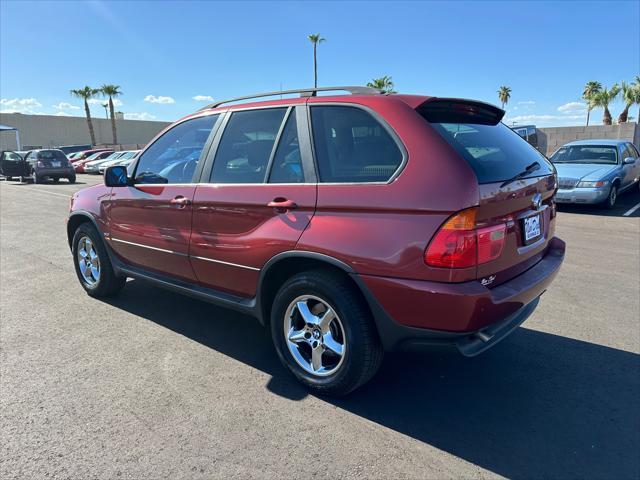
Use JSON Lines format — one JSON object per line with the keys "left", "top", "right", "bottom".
{"left": 1, "top": 0, "right": 638, "bottom": 127}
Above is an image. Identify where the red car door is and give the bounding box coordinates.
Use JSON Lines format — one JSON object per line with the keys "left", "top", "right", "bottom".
{"left": 190, "top": 105, "right": 317, "bottom": 297}
{"left": 107, "top": 113, "right": 220, "bottom": 282}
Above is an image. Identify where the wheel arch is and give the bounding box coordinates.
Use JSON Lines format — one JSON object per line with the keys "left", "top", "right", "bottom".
{"left": 67, "top": 211, "right": 102, "bottom": 250}
{"left": 256, "top": 251, "right": 370, "bottom": 326}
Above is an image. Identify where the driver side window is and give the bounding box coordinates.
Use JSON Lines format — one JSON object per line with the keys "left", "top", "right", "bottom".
{"left": 134, "top": 114, "right": 219, "bottom": 184}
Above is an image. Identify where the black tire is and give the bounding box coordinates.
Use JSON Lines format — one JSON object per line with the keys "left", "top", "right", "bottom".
{"left": 68, "top": 175, "right": 76, "bottom": 184}
{"left": 602, "top": 183, "right": 618, "bottom": 209}
{"left": 72, "top": 223, "right": 126, "bottom": 297}
{"left": 31, "top": 169, "right": 41, "bottom": 184}
{"left": 270, "top": 270, "right": 383, "bottom": 396}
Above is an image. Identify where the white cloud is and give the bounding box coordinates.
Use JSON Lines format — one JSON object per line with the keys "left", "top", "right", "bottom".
{"left": 87, "top": 98, "right": 123, "bottom": 106}
{"left": 0, "top": 98, "right": 45, "bottom": 114}
{"left": 192, "top": 95, "right": 214, "bottom": 102}
{"left": 1, "top": 97, "right": 42, "bottom": 108}
{"left": 504, "top": 113, "right": 586, "bottom": 127}
{"left": 557, "top": 101, "right": 587, "bottom": 113}
{"left": 517, "top": 100, "right": 536, "bottom": 105}
{"left": 53, "top": 102, "right": 80, "bottom": 110}
{"left": 124, "top": 112, "right": 157, "bottom": 121}
{"left": 144, "top": 95, "right": 175, "bottom": 104}
{"left": 54, "top": 111, "right": 72, "bottom": 116}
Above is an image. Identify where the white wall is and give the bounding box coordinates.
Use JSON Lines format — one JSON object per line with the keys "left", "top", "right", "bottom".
{"left": 0, "top": 113, "right": 171, "bottom": 150}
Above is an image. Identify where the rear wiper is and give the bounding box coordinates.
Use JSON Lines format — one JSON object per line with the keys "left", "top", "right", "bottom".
{"left": 500, "top": 161, "right": 541, "bottom": 188}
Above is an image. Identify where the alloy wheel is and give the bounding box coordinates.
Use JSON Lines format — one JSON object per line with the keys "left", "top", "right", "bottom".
{"left": 77, "top": 236, "right": 101, "bottom": 286}
{"left": 283, "top": 295, "right": 347, "bottom": 376}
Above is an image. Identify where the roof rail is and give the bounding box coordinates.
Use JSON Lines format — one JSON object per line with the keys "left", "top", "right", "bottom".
{"left": 198, "top": 86, "right": 382, "bottom": 111}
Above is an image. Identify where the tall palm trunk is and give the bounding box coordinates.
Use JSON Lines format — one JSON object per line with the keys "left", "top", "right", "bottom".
{"left": 586, "top": 108, "right": 591, "bottom": 126}
{"left": 602, "top": 106, "right": 612, "bottom": 125}
{"left": 108, "top": 97, "right": 118, "bottom": 144}
{"left": 313, "top": 44, "right": 318, "bottom": 88}
{"left": 618, "top": 105, "right": 630, "bottom": 124}
{"left": 83, "top": 99, "right": 96, "bottom": 145}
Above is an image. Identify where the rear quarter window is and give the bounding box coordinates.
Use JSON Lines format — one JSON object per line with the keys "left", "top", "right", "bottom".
{"left": 310, "top": 106, "right": 403, "bottom": 183}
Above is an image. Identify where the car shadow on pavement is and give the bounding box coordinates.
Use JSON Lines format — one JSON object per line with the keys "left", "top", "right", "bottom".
{"left": 107, "top": 280, "right": 640, "bottom": 480}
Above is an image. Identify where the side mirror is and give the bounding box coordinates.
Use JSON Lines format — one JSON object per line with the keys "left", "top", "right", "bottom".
{"left": 623, "top": 157, "right": 636, "bottom": 165}
{"left": 104, "top": 165, "right": 129, "bottom": 187}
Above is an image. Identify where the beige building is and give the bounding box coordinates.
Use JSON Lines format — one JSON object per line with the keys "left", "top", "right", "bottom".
{"left": 0, "top": 113, "right": 170, "bottom": 151}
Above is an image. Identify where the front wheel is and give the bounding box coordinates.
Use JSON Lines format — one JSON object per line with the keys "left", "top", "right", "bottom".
{"left": 72, "top": 223, "right": 126, "bottom": 297}
{"left": 603, "top": 184, "right": 618, "bottom": 209}
{"left": 270, "top": 270, "right": 383, "bottom": 396}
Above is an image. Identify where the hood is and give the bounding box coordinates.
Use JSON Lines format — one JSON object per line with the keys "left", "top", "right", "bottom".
{"left": 553, "top": 163, "right": 617, "bottom": 181}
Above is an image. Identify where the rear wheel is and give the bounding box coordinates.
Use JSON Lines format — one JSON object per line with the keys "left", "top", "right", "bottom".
{"left": 72, "top": 223, "right": 126, "bottom": 297}
{"left": 270, "top": 270, "right": 383, "bottom": 396}
{"left": 603, "top": 184, "right": 618, "bottom": 209}
{"left": 68, "top": 175, "right": 76, "bottom": 184}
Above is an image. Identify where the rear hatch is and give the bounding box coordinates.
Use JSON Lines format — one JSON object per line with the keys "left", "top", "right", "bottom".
{"left": 418, "top": 99, "right": 557, "bottom": 286}
{"left": 37, "top": 150, "right": 69, "bottom": 169}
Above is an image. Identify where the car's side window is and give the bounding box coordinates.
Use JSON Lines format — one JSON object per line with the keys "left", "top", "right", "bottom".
{"left": 310, "top": 106, "right": 403, "bottom": 183}
{"left": 134, "top": 114, "right": 218, "bottom": 184}
{"left": 210, "top": 108, "right": 287, "bottom": 184}
{"left": 625, "top": 143, "right": 639, "bottom": 158}
{"left": 268, "top": 110, "right": 304, "bottom": 183}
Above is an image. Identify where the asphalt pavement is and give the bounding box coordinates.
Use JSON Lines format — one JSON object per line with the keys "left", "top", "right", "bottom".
{"left": 1, "top": 175, "right": 639, "bottom": 479}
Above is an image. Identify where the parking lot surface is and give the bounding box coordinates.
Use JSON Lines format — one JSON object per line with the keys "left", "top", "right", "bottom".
{"left": 1, "top": 175, "right": 639, "bottom": 479}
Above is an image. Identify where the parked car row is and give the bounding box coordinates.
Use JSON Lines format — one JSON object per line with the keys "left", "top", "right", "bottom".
{"left": 0, "top": 147, "right": 142, "bottom": 183}
{"left": 84, "top": 150, "right": 141, "bottom": 174}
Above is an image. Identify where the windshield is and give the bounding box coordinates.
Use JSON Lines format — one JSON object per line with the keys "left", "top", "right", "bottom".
{"left": 550, "top": 146, "right": 618, "bottom": 165}
{"left": 427, "top": 121, "right": 553, "bottom": 183}
{"left": 38, "top": 150, "right": 67, "bottom": 161}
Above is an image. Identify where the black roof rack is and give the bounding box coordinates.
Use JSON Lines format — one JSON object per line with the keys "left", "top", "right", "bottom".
{"left": 198, "top": 86, "right": 382, "bottom": 111}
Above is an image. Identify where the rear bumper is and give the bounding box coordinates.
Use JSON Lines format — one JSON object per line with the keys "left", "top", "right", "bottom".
{"left": 36, "top": 167, "right": 75, "bottom": 177}
{"left": 355, "top": 236, "right": 565, "bottom": 353}
{"left": 555, "top": 187, "right": 608, "bottom": 204}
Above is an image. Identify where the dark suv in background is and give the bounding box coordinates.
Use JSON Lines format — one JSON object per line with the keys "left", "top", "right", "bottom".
{"left": 1, "top": 149, "right": 75, "bottom": 183}
{"left": 67, "top": 86, "right": 565, "bottom": 395}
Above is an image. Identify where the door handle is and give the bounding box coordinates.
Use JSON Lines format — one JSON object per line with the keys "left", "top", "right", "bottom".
{"left": 268, "top": 198, "right": 298, "bottom": 212}
{"left": 170, "top": 195, "right": 192, "bottom": 207}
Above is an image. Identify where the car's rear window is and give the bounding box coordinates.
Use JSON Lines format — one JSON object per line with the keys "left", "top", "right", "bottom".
{"left": 550, "top": 146, "right": 618, "bottom": 165}
{"left": 38, "top": 150, "right": 67, "bottom": 161}
{"left": 418, "top": 103, "right": 553, "bottom": 184}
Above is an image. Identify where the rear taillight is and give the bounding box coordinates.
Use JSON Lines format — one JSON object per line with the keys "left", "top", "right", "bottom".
{"left": 425, "top": 208, "right": 506, "bottom": 269}
{"left": 37, "top": 160, "right": 45, "bottom": 168}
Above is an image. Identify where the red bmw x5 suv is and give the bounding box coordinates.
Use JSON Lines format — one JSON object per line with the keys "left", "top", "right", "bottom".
{"left": 68, "top": 86, "right": 565, "bottom": 395}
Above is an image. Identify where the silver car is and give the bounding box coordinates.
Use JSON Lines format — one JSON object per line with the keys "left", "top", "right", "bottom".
{"left": 551, "top": 140, "right": 640, "bottom": 208}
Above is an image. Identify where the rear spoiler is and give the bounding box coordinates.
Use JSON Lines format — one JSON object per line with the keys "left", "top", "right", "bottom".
{"left": 417, "top": 98, "right": 505, "bottom": 125}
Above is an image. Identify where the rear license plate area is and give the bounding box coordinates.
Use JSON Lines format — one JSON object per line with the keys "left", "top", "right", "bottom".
{"left": 52, "top": 161, "right": 61, "bottom": 167}
{"left": 522, "top": 213, "right": 542, "bottom": 244}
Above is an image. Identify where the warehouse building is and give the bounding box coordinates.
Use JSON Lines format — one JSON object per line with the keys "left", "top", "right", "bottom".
{"left": 0, "top": 113, "right": 170, "bottom": 151}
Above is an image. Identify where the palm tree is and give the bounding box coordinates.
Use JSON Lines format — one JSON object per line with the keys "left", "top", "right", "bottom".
{"left": 497, "top": 86, "right": 511, "bottom": 110}
{"left": 100, "top": 84, "right": 123, "bottom": 144}
{"left": 582, "top": 80, "right": 602, "bottom": 126}
{"left": 633, "top": 75, "right": 640, "bottom": 123}
{"left": 70, "top": 86, "right": 99, "bottom": 145}
{"left": 367, "top": 76, "right": 396, "bottom": 94}
{"left": 617, "top": 81, "right": 640, "bottom": 123}
{"left": 593, "top": 84, "right": 620, "bottom": 125}
{"left": 308, "top": 33, "right": 326, "bottom": 89}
